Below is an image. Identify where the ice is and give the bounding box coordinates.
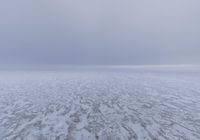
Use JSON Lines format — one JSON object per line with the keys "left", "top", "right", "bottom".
{"left": 0, "top": 66, "right": 200, "bottom": 140}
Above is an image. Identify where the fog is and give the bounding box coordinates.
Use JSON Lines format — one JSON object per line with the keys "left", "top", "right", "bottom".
{"left": 0, "top": 0, "right": 200, "bottom": 65}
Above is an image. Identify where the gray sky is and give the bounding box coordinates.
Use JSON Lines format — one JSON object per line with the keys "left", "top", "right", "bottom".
{"left": 0, "top": 0, "right": 200, "bottom": 65}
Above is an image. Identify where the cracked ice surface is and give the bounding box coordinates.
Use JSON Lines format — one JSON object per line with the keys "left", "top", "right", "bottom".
{"left": 0, "top": 66, "right": 200, "bottom": 140}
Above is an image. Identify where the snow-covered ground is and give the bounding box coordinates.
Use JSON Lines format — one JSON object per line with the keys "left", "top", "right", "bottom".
{"left": 0, "top": 66, "right": 200, "bottom": 140}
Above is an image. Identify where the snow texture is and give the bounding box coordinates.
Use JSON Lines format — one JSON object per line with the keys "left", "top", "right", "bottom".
{"left": 0, "top": 66, "right": 200, "bottom": 140}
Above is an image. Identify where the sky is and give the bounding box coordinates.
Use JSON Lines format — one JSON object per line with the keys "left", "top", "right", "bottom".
{"left": 0, "top": 0, "right": 200, "bottom": 65}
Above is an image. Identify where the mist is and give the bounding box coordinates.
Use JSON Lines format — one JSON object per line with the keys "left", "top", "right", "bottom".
{"left": 0, "top": 0, "right": 200, "bottom": 65}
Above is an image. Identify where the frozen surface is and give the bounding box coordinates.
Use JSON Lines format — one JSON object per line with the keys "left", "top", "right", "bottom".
{"left": 0, "top": 66, "right": 200, "bottom": 140}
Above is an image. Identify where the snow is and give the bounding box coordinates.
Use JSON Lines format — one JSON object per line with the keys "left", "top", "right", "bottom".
{"left": 0, "top": 66, "right": 200, "bottom": 140}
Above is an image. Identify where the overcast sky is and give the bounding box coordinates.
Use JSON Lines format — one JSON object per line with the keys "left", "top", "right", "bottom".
{"left": 0, "top": 0, "right": 200, "bottom": 65}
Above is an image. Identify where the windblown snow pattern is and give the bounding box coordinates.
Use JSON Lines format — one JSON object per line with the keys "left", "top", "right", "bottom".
{"left": 0, "top": 66, "right": 200, "bottom": 140}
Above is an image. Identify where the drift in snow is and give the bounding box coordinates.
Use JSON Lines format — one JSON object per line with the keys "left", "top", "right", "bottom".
{"left": 0, "top": 66, "right": 200, "bottom": 140}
